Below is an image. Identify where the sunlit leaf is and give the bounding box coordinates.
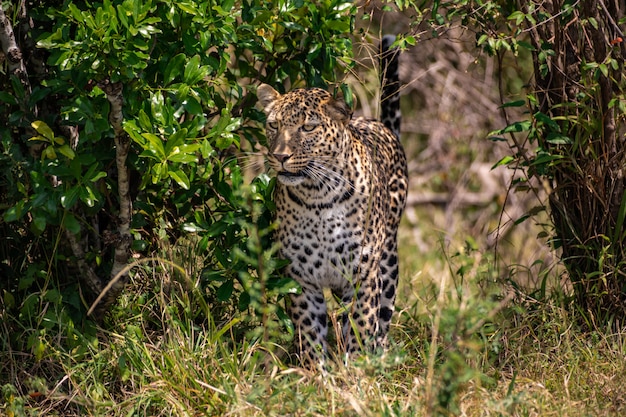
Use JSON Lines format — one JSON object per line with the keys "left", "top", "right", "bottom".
{"left": 169, "top": 169, "right": 190, "bottom": 189}
{"left": 57, "top": 144, "right": 76, "bottom": 159}
{"left": 31, "top": 121, "right": 55, "bottom": 141}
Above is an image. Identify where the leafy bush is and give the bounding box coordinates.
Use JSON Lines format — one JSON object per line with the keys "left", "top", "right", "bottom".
{"left": 0, "top": 0, "right": 354, "bottom": 356}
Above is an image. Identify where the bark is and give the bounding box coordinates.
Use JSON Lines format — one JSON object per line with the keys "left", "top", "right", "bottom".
{"left": 90, "top": 79, "right": 133, "bottom": 314}
{"left": 526, "top": 0, "right": 626, "bottom": 319}
{"left": 0, "top": 4, "right": 31, "bottom": 102}
{"left": 66, "top": 230, "right": 103, "bottom": 295}
{"left": 64, "top": 123, "right": 104, "bottom": 298}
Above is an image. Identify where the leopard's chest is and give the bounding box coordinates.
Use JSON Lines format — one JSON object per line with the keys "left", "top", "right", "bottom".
{"left": 276, "top": 190, "right": 369, "bottom": 287}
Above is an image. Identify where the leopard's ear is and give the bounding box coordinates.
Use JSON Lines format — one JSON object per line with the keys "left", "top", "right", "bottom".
{"left": 257, "top": 84, "right": 280, "bottom": 113}
{"left": 326, "top": 94, "right": 353, "bottom": 123}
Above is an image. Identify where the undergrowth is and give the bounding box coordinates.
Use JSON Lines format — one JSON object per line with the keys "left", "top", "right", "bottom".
{"left": 2, "top": 239, "right": 626, "bottom": 416}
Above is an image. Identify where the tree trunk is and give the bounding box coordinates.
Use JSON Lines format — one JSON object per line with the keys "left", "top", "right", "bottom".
{"left": 526, "top": 0, "right": 626, "bottom": 322}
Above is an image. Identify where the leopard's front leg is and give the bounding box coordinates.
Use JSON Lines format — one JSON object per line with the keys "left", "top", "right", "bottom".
{"left": 287, "top": 282, "right": 328, "bottom": 368}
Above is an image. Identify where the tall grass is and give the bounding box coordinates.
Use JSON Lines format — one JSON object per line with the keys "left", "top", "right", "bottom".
{"left": 3, "top": 234, "right": 626, "bottom": 416}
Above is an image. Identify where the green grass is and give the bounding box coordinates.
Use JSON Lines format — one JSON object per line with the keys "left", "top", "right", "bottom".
{"left": 2, "top": 236, "right": 626, "bottom": 416}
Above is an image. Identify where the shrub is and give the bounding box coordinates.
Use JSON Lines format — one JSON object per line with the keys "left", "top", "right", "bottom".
{"left": 0, "top": 0, "right": 354, "bottom": 355}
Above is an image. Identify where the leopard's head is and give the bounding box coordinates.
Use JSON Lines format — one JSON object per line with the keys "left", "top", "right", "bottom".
{"left": 257, "top": 84, "right": 352, "bottom": 186}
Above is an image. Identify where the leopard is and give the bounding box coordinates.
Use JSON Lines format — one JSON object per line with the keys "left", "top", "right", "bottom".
{"left": 256, "top": 35, "right": 408, "bottom": 367}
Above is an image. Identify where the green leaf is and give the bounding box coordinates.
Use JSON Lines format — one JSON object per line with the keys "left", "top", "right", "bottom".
{"left": 508, "top": 10, "right": 526, "bottom": 25}
{"left": 267, "top": 276, "right": 300, "bottom": 294}
{"left": 61, "top": 186, "right": 80, "bottom": 209}
{"left": 11, "top": 75, "right": 25, "bottom": 100}
{"left": 206, "top": 221, "right": 228, "bottom": 238}
{"left": 177, "top": 2, "right": 198, "bottom": 15}
{"left": 141, "top": 133, "right": 166, "bottom": 159}
{"left": 221, "top": 0, "right": 235, "bottom": 12}
{"left": 500, "top": 100, "right": 526, "bottom": 108}
{"left": 492, "top": 155, "right": 514, "bottom": 169}
{"left": 28, "top": 135, "right": 49, "bottom": 143}
{"left": 184, "top": 55, "right": 207, "bottom": 85}
{"left": 138, "top": 109, "right": 152, "bottom": 131}
{"left": 152, "top": 162, "right": 167, "bottom": 182}
{"left": 89, "top": 171, "right": 108, "bottom": 182}
{"left": 150, "top": 91, "right": 166, "bottom": 125}
{"left": 534, "top": 112, "right": 560, "bottom": 132}
{"left": 182, "top": 222, "right": 206, "bottom": 233}
{"left": 545, "top": 133, "right": 572, "bottom": 145}
{"left": 168, "top": 152, "right": 199, "bottom": 163}
{"left": 238, "top": 291, "right": 250, "bottom": 311}
{"left": 116, "top": 4, "right": 129, "bottom": 28}
{"left": 42, "top": 146, "right": 57, "bottom": 160}
{"left": 183, "top": 96, "right": 203, "bottom": 115}
{"left": 531, "top": 152, "right": 563, "bottom": 167}
{"left": 123, "top": 120, "right": 144, "bottom": 143}
{"left": 165, "top": 128, "right": 188, "bottom": 156}
{"left": 164, "top": 53, "right": 187, "bottom": 85}
{"left": 200, "top": 139, "right": 213, "bottom": 159}
{"left": 477, "top": 34, "right": 489, "bottom": 46}
{"left": 57, "top": 144, "right": 76, "bottom": 159}
{"left": 31, "top": 121, "right": 55, "bottom": 141}
{"left": 84, "top": 164, "right": 107, "bottom": 182}
{"left": 32, "top": 215, "right": 47, "bottom": 234}
{"left": 169, "top": 169, "right": 190, "bottom": 189}
{"left": 404, "top": 35, "right": 416, "bottom": 46}
{"left": 176, "top": 83, "right": 190, "bottom": 100}
{"left": 216, "top": 279, "right": 234, "bottom": 301}
{"left": 67, "top": 3, "right": 84, "bottom": 22}
{"left": 0, "top": 91, "right": 18, "bottom": 105}
{"left": 179, "top": 143, "right": 201, "bottom": 154}
{"left": 3, "top": 289, "right": 15, "bottom": 309}
{"left": 79, "top": 185, "right": 98, "bottom": 207}
{"left": 502, "top": 120, "right": 532, "bottom": 134}
{"left": 515, "top": 206, "right": 545, "bottom": 225}
{"left": 513, "top": 41, "right": 534, "bottom": 55}
{"left": 340, "top": 84, "right": 354, "bottom": 110}
{"left": 63, "top": 212, "right": 81, "bottom": 234}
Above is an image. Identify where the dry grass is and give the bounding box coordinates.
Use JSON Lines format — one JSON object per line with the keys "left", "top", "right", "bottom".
{"left": 4, "top": 246, "right": 626, "bottom": 416}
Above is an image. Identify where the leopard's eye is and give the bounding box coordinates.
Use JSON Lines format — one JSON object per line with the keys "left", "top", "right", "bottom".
{"left": 267, "top": 121, "right": 279, "bottom": 130}
{"left": 301, "top": 124, "right": 317, "bottom": 132}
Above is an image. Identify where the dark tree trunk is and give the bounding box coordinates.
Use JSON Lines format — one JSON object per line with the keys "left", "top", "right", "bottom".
{"left": 526, "top": 0, "right": 626, "bottom": 322}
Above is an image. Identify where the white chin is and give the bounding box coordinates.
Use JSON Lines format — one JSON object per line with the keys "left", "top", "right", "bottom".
{"left": 277, "top": 173, "right": 306, "bottom": 185}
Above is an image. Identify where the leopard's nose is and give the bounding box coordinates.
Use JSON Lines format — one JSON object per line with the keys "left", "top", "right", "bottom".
{"left": 273, "top": 153, "right": 292, "bottom": 163}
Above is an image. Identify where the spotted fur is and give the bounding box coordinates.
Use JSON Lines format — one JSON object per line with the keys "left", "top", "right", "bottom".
{"left": 257, "top": 36, "right": 407, "bottom": 366}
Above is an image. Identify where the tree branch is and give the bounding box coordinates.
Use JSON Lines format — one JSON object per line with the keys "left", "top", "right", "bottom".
{"left": 92, "top": 79, "right": 133, "bottom": 313}
{"left": 66, "top": 229, "right": 103, "bottom": 295}
{"left": 0, "top": 4, "right": 31, "bottom": 102}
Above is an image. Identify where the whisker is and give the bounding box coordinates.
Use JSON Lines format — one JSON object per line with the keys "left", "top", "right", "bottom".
{"left": 247, "top": 150, "right": 366, "bottom": 195}
{"left": 238, "top": 157, "right": 265, "bottom": 170}
{"left": 224, "top": 152, "right": 268, "bottom": 181}
{"left": 306, "top": 161, "right": 365, "bottom": 195}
